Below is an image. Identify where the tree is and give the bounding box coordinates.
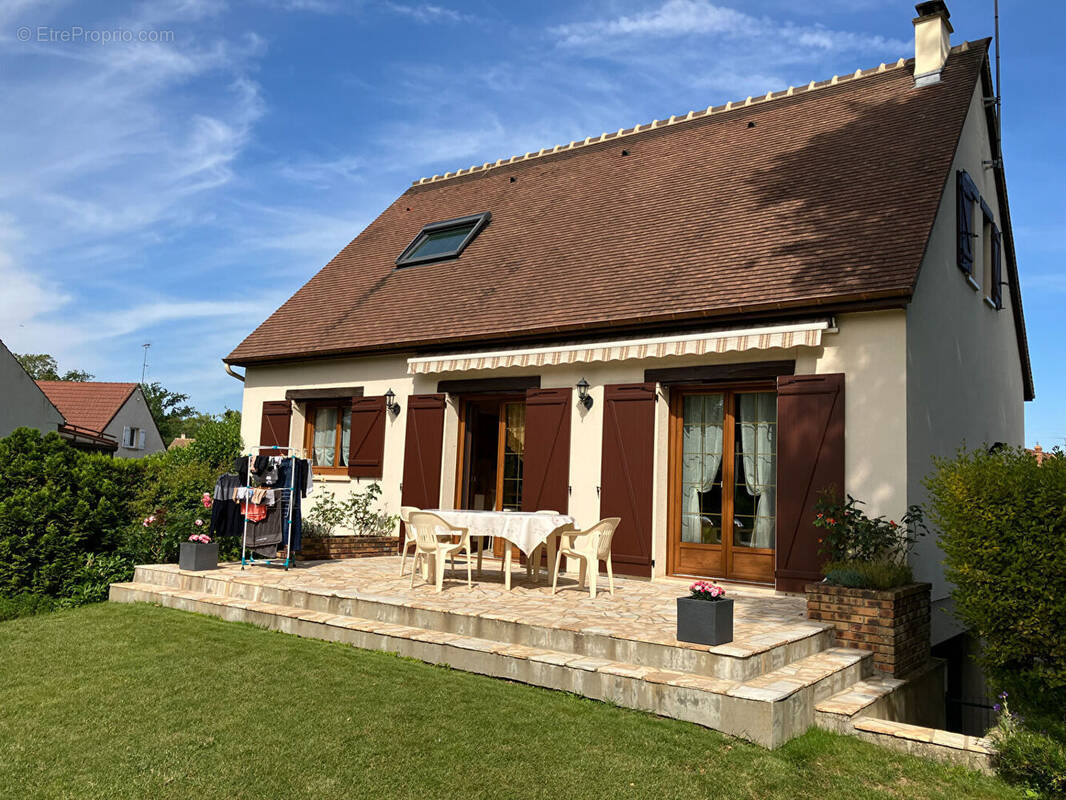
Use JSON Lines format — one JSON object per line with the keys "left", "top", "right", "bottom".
{"left": 15, "top": 353, "right": 93, "bottom": 382}
{"left": 140, "top": 382, "right": 196, "bottom": 444}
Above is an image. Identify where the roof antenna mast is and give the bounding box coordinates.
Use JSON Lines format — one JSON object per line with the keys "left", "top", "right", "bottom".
{"left": 994, "top": 0, "right": 1001, "bottom": 122}
{"left": 140, "top": 343, "right": 151, "bottom": 384}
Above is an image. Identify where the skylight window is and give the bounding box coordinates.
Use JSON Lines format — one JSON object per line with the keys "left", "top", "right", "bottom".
{"left": 395, "top": 211, "right": 491, "bottom": 267}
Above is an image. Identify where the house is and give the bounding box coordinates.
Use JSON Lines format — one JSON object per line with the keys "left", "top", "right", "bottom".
{"left": 224, "top": 2, "right": 1030, "bottom": 646}
{"left": 35, "top": 381, "right": 165, "bottom": 458}
{"left": 0, "top": 338, "right": 66, "bottom": 439}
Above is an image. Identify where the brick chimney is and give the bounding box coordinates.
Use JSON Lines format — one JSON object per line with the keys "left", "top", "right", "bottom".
{"left": 913, "top": 1, "right": 953, "bottom": 86}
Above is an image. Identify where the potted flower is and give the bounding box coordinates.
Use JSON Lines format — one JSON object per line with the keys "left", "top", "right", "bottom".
{"left": 179, "top": 519, "right": 217, "bottom": 571}
{"left": 676, "top": 580, "right": 733, "bottom": 646}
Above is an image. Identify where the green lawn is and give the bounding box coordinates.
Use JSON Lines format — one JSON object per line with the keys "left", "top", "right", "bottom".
{"left": 0, "top": 603, "right": 1020, "bottom": 800}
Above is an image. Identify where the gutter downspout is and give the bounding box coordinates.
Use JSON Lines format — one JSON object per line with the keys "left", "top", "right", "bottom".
{"left": 224, "top": 361, "right": 245, "bottom": 382}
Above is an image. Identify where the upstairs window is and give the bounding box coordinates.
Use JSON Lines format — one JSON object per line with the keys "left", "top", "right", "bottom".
{"left": 395, "top": 211, "right": 491, "bottom": 267}
{"left": 979, "top": 197, "right": 1004, "bottom": 311}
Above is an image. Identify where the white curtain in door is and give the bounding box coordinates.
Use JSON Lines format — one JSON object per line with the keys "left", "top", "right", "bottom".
{"left": 313, "top": 407, "right": 338, "bottom": 466}
{"left": 681, "top": 395, "right": 724, "bottom": 543}
{"left": 738, "top": 393, "right": 777, "bottom": 548}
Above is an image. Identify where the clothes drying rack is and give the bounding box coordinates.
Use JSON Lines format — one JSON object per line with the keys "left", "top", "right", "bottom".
{"left": 239, "top": 445, "right": 305, "bottom": 571}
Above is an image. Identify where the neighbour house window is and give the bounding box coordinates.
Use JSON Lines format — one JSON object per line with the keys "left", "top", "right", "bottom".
{"left": 395, "top": 211, "right": 491, "bottom": 267}
{"left": 304, "top": 402, "right": 352, "bottom": 473}
{"left": 121, "top": 427, "right": 144, "bottom": 449}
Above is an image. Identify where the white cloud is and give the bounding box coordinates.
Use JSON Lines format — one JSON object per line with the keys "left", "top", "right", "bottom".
{"left": 384, "top": 3, "right": 470, "bottom": 24}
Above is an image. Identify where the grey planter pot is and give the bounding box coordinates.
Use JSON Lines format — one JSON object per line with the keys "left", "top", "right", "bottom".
{"left": 676, "top": 596, "right": 734, "bottom": 646}
{"left": 179, "top": 542, "right": 218, "bottom": 571}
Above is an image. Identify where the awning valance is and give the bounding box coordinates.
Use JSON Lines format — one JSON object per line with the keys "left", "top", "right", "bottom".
{"left": 407, "top": 320, "right": 832, "bottom": 375}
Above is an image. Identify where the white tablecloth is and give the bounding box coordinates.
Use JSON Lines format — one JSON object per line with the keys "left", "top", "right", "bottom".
{"left": 425, "top": 510, "right": 574, "bottom": 555}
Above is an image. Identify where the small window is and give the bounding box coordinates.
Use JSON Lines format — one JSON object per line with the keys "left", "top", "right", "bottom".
{"left": 304, "top": 402, "right": 352, "bottom": 473}
{"left": 122, "top": 427, "right": 141, "bottom": 448}
{"left": 980, "top": 198, "right": 1003, "bottom": 310}
{"left": 395, "top": 211, "right": 491, "bottom": 267}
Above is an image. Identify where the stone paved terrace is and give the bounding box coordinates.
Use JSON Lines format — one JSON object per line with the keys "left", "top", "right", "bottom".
{"left": 111, "top": 557, "right": 929, "bottom": 748}
{"left": 136, "top": 556, "right": 821, "bottom": 660}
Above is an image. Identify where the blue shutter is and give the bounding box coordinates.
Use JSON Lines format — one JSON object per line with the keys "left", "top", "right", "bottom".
{"left": 990, "top": 225, "right": 1003, "bottom": 309}
{"left": 956, "top": 171, "right": 976, "bottom": 276}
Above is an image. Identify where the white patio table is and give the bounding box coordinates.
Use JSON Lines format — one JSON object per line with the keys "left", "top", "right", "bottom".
{"left": 424, "top": 509, "right": 575, "bottom": 590}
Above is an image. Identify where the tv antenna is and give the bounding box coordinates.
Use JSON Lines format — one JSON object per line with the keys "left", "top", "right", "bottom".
{"left": 140, "top": 343, "right": 151, "bottom": 384}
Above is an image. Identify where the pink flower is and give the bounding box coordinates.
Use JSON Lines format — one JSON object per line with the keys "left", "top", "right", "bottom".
{"left": 201, "top": 493, "right": 213, "bottom": 509}
{"left": 194, "top": 519, "right": 204, "bottom": 527}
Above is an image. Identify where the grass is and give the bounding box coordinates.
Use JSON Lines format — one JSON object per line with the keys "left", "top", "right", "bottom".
{"left": 0, "top": 603, "right": 1021, "bottom": 800}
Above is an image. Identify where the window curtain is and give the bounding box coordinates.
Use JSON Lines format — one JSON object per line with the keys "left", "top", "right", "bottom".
{"left": 339, "top": 408, "right": 352, "bottom": 467}
{"left": 681, "top": 395, "right": 724, "bottom": 543}
{"left": 738, "top": 393, "right": 777, "bottom": 548}
{"left": 313, "top": 407, "right": 338, "bottom": 466}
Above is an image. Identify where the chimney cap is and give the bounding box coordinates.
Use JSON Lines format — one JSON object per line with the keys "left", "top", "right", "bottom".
{"left": 914, "top": 1, "right": 950, "bottom": 21}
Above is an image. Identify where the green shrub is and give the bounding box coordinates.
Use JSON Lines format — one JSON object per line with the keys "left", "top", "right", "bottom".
{"left": 989, "top": 695, "right": 1066, "bottom": 798}
{"left": 0, "top": 428, "right": 142, "bottom": 598}
{"left": 124, "top": 450, "right": 238, "bottom": 564}
{"left": 0, "top": 592, "right": 58, "bottom": 622}
{"left": 169, "top": 410, "right": 242, "bottom": 469}
{"left": 813, "top": 492, "right": 927, "bottom": 564}
{"left": 823, "top": 559, "right": 914, "bottom": 590}
{"left": 925, "top": 446, "right": 1066, "bottom": 719}
{"left": 304, "top": 483, "right": 398, "bottom": 537}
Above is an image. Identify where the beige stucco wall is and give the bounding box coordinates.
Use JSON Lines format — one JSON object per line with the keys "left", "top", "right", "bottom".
{"left": 239, "top": 315, "right": 907, "bottom": 578}
{"left": 905, "top": 80, "right": 1026, "bottom": 641}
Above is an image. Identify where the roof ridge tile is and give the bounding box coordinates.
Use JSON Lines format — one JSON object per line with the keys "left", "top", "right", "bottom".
{"left": 411, "top": 40, "right": 983, "bottom": 188}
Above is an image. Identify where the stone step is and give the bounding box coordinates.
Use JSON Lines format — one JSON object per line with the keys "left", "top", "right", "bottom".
{"left": 814, "top": 676, "right": 906, "bottom": 733}
{"left": 130, "top": 564, "right": 833, "bottom": 683}
{"left": 111, "top": 579, "right": 868, "bottom": 749}
{"left": 849, "top": 718, "right": 994, "bottom": 774}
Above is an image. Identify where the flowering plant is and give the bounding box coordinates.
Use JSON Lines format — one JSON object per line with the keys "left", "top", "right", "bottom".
{"left": 188, "top": 533, "right": 212, "bottom": 545}
{"left": 813, "top": 492, "right": 927, "bottom": 564}
{"left": 689, "top": 580, "right": 726, "bottom": 601}
{"left": 201, "top": 492, "right": 212, "bottom": 509}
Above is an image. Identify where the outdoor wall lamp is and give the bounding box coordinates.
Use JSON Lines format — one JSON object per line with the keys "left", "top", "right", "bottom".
{"left": 384, "top": 388, "right": 401, "bottom": 417}
{"left": 576, "top": 378, "right": 593, "bottom": 410}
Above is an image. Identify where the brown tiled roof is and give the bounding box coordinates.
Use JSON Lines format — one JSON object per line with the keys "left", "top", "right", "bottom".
{"left": 35, "top": 381, "right": 138, "bottom": 433}
{"left": 228, "top": 42, "right": 992, "bottom": 366}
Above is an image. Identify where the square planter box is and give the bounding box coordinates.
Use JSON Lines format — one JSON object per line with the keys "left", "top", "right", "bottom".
{"left": 676, "top": 596, "right": 734, "bottom": 646}
{"left": 179, "top": 542, "right": 218, "bottom": 571}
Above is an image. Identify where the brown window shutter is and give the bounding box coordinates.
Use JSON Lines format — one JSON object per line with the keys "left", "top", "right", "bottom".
{"left": 400, "top": 394, "right": 446, "bottom": 510}
{"left": 775, "top": 373, "right": 845, "bottom": 593}
{"left": 259, "top": 401, "right": 292, "bottom": 455}
{"left": 600, "top": 383, "right": 655, "bottom": 577}
{"left": 347, "top": 396, "right": 386, "bottom": 479}
{"left": 521, "top": 388, "right": 572, "bottom": 514}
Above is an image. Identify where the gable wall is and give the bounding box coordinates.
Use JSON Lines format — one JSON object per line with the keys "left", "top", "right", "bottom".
{"left": 103, "top": 389, "right": 166, "bottom": 458}
{"left": 905, "top": 79, "right": 1026, "bottom": 642}
{"left": 0, "top": 342, "right": 64, "bottom": 438}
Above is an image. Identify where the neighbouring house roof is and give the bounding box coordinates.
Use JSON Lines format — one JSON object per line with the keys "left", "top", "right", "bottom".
{"left": 226, "top": 39, "right": 1030, "bottom": 399}
{"left": 35, "top": 381, "right": 139, "bottom": 433}
{"left": 168, "top": 435, "right": 195, "bottom": 450}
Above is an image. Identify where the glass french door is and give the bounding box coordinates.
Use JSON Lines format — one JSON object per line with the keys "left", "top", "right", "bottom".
{"left": 670, "top": 388, "right": 778, "bottom": 583}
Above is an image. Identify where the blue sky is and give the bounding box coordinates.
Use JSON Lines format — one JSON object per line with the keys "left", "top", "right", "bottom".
{"left": 1, "top": 0, "right": 1061, "bottom": 447}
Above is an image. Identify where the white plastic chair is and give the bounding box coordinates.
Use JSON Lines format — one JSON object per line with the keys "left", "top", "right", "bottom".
{"left": 398, "top": 506, "right": 419, "bottom": 576}
{"left": 526, "top": 510, "right": 562, "bottom": 584}
{"left": 552, "top": 517, "right": 621, "bottom": 598}
{"left": 408, "top": 511, "right": 473, "bottom": 592}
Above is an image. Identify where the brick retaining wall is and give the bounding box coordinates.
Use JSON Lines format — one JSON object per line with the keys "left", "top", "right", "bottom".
{"left": 805, "top": 582, "right": 931, "bottom": 677}
{"left": 297, "top": 536, "right": 400, "bottom": 561}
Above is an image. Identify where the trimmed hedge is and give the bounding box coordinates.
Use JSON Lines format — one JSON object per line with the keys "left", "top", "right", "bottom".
{"left": 0, "top": 429, "right": 141, "bottom": 598}
{"left": 925, "top": 446, "right": 1066, "bottom": 719}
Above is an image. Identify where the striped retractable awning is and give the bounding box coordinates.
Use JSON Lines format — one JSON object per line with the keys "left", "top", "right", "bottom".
{"left": 406, "top": 320, "right": 832, "bottom": 375}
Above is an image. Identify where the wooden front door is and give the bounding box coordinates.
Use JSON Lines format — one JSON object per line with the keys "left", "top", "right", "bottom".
{"left": 668, "top": 386, "right": 778, "bottom": 583}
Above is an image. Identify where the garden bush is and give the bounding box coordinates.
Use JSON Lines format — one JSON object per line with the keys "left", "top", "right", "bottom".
{"left": 812, "top": 492, "right": 926, "bottom": 589}
{"left": 0, "top": 428, "right": 142, "bottom": 599}
{"left": 304, "top": 482, "right": 397, "bottom": 537}
{"left": 0, "top": 592, "right": 58, "bottom": 621}
{"left": 989, "top": 695, "right": 1066, "bottom": 798}
{"left": 925, "top": 446, "right": 1066, "bottom": 720}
